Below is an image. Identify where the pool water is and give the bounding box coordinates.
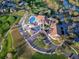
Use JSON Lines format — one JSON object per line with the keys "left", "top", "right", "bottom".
{"left": 29, "top": 16, "right": 36, "bottom": 24}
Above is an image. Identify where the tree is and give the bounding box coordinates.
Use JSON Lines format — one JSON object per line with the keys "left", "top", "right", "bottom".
{"left": 0, "top": 31, "right": 17, "bottom": 59}
{"left": 0, "top": 16, "right": 8, "bottom": 23}
{"left": 0, "top": 39, "right": 8, "bottom": 59}
{"left": 1, "top": 23, "right": 10, "bottom": 35}
{"left": 7, "top": 16, "right": 15, "bottom": 24}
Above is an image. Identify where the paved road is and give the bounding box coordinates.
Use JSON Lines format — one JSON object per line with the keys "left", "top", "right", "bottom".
{"left": 27, "top": 30, "right": 41, "bottom": 43}
{"left": 19, "top": 11, "right": 29, "bottom": 26}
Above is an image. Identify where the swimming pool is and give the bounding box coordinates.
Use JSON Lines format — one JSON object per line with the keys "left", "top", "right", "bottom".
{"left": 29, "top": 16, "right": 36, "bottom": 24}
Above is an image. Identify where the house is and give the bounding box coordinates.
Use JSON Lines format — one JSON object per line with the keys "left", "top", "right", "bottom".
{"left": 57, "top": 22, "right": 68, "bottom": 35}
{"left": 36, "top": 15, "right": 45, "bottom": 25}
{"left": 29, "top": 15, "right": 45, "bottom": 25}
{"left": 67, "top": 22, "right": 79, "bottom": 34}
{"left": 48, "top": 19, "right": 60, "bottom": 40}
{"left": 18, "top": 1, "right": 26, "bottom": 6}
{"left": 28, "top": 15, "right": 45, "bottom": 33}
{"left": 0, "top": 9, "right": 4, "bottom": 12}
{"left": 70, "top": 54, "right": 79, "bottom": 59}
{"left": 73, "top": 22, "right": 79, "bottom": 34}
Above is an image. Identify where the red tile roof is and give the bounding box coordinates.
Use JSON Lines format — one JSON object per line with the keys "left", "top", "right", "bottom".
{"left": 36, "top": 15, "right": 44, "bottom": 21}
{"left": 50, "top": 21, "right": 58, "bottom": 37}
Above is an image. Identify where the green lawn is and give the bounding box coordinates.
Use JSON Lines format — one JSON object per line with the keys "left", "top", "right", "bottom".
{"left": 0, "top": 32, "right": 13, "bottom": 58}
{"left": 12, "top": 10, "right": 26, "bottom": 16}
{"left": 0, "top": 39, "right": 7, "bottom": 59}
{"left": 32, "top": 52, "right": 67, "bottom": 59}
{"left": 33, "top": 33, "right": 46, "bottom": 48}
{"left": 7, "top": 31, "right": 13, "bottom": 52}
